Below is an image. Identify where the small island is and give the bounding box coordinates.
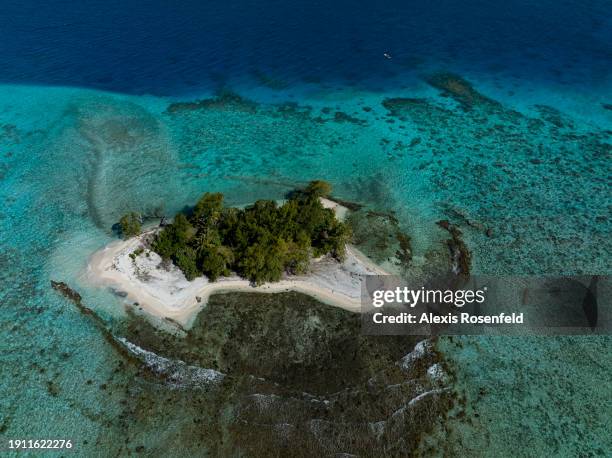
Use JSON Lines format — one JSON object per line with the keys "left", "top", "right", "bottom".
{"left": 87, "top": 181, "right": 389, "bottom": 329}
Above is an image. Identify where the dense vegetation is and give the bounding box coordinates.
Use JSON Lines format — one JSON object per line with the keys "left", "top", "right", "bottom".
{"left": 148, "top": 181, "right": 351, "bottom": 284}
{"left": 118, "top": 212, "right": 142, "bottom": 239}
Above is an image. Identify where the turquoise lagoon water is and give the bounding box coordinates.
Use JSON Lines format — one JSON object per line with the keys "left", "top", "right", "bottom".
{"left": 1, "top": 0, "right": 611, "bottom": 455}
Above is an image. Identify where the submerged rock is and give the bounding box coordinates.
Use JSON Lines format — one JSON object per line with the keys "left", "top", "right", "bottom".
{"left": 51, "top": 280, "right": 82, "bottom": 304}
{"left": 118, "top": 338, "right": 224, "bottom": 389}
{"left": 436, "top": 221, "right": 472, "bottom": 277}
{"left": 398, "top": 339, "right": 434, "bottom": 372}
{"left": 427, "top": 363, "right": 450, "bottom": 386}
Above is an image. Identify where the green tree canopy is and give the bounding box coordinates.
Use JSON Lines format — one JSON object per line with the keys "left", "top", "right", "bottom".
{"left": 193, "top": 192, "right": 224, "bottom": 228}
{"left": 118, "top": 212, "right": 142, "bottom": 239}
{"left": 303, "top": 180, "right": 332, "bottom": 198}
{"left": 148, "top": 181, "right": 351, "bottom": 284}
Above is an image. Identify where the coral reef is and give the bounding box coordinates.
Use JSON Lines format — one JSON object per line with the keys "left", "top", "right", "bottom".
{"left": 120, "top": 292, "right": 454, "bottom": 456}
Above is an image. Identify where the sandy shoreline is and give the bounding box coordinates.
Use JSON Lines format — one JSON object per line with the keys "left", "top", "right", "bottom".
{"left": 84, "top": 199, "right": 388, "bottom": 329}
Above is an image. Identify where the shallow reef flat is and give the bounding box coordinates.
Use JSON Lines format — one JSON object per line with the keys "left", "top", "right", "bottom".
{"left": 115, "top": 291, "right": 454, "bottom": 456}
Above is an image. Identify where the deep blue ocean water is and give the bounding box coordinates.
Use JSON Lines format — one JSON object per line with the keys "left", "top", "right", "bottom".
{"left": 0, "top": 0, "right": 610, "bottom": 455}
{"left": 2, "top": 0, "right": 611, "bottom": 97}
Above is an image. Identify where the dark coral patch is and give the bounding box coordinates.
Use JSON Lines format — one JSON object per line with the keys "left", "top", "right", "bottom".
{"left": 425, "top": 72, "right": 499, "bottom": 110}
{"left": 333, "top": 111, "right": 367, "bottom": 126}
{"left": 382, "top": 97, "right": 431, "bottom": 117}
{"left": 166, "top": 91, "right": 258, "bottom": 114}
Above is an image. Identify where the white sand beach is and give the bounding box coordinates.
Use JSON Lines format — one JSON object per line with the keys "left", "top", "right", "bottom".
{"left": 85, "top": 199, "right": 389, "bottom": 329}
